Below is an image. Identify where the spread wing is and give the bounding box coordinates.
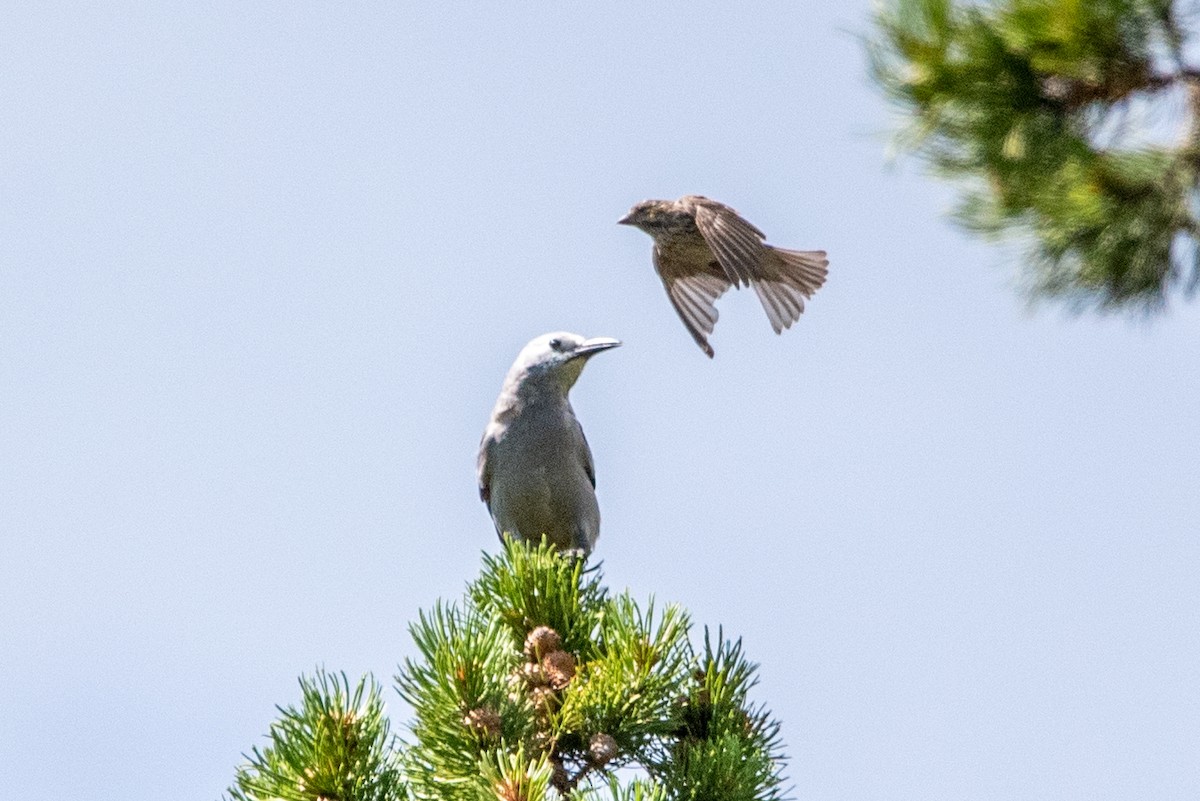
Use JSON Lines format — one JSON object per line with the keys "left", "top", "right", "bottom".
{"left": 654, "top": 247, "right": 731, "bottom": 358}
{"left": 680, "top": 195, "right": 767, "bottom": 287}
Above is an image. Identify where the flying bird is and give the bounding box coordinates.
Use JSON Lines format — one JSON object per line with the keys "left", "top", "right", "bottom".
{"left": 619, "top": 195, "right": 828, "bottom": 357}
{"left": 477, "top": 332, "right": 621, "bottom": 557}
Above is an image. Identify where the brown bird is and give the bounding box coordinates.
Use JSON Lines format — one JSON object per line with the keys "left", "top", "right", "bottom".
{"left": 618, "top": 195, "right": 828, "bottom": 357}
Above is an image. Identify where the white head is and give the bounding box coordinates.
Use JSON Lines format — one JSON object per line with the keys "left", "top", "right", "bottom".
{"left": 503, "top": 331, "right": 622, "bottom": 397}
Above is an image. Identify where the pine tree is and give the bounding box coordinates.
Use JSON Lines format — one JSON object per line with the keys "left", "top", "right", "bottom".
{"left": 869, "top": 0, "right": 1200, "bottom": 310}
{"left": 227, "top": 541, "right": 788, "bottom": 801}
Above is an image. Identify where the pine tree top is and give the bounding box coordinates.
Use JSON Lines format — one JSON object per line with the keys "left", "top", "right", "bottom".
{"left": 228, "top": 540, "right": 788, "bottom": 801}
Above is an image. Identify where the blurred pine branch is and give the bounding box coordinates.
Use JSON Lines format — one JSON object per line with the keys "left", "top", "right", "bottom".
{"left": 869, "top": 0, "right": 1200, "bottom": 309}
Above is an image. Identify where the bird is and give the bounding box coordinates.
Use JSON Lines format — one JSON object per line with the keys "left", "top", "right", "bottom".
{"left": 477, "top": 331, "right": 621, "bottom": 557}
{"left": 618, "top": 195, "right": 828, "bottom": 357}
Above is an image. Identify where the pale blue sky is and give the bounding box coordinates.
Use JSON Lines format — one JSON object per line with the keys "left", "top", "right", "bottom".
{"left": 2, "top": 3, "right": 1199, "bottom": 799}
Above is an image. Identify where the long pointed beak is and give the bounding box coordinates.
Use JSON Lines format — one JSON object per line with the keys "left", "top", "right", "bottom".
{"left": 571, "top": 337, "right": 622, "bottom": 359}
{"left": 617, "top": 212, "right": 635, "bottom": 225}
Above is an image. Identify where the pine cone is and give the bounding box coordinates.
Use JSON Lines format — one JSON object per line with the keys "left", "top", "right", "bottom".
{"left": 528, "top": 685, "right": 558, "bottom": 719}
{"left": 541, "top": 650, "right": 577, "bottom": 689}
{"left": 531, "top": 729, "right": 554, "bottom": 752}
{"left": 462, "top": 706, "right": 502, "bottom": 738}
{"left": 550, "top": 761, "right": 570, "bottom": 793}
{"left": 588, "top": 732, "right": 619, "bottom": 767}
{"left": 519, "top": 661, "right": 548, "bottom": 687}
{"left": 524, "top": 626, "right": 562, "bottom": 660}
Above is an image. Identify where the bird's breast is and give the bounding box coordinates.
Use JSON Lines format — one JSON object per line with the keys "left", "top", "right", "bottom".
{"left": 655, "top": 232, "right": 722, "bottom": 279}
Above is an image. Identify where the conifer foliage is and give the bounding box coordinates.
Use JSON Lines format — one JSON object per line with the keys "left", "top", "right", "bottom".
{"left": 870, "top": 0, "right": 1200, "bottom": 309}
{"left": 228, "top": 541, "right": 787, "bottom": 801}
{"left": 228, "top": 671, "right": 404, "bottom": 801}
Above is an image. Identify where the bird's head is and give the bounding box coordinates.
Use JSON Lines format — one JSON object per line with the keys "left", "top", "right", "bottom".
{"left": 617, "top": 199, "right": 675, "bottom": 233}
{"left": 506, "top": 332, "right": 622, "bottom": 396}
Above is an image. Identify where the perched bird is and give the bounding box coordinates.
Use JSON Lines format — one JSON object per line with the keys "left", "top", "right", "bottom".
{"left": 619, "top": 195, "right": 828, "bottom": 357}
{"left": 477, "top": 332, "right": 621, "bottom": 556}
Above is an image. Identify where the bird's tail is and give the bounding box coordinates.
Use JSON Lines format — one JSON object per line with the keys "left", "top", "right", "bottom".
{"left": 751, "top": 247, "right": 829, "bottom": 334}
{"left": 748, "top": 244, "right": 825, "bottom": 330}
{"left": 770, "top": 247, "right": 828, "bottom": 296}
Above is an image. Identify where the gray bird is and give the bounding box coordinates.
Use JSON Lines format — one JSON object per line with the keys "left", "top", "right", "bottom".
{"left": 619, "top": 195, "right": 828, "bottom": 357}
{"left": 477, "top": 331, "right": 621, "bottom": 556}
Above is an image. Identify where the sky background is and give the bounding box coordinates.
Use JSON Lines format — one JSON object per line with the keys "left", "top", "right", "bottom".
{"left": 2, "top": 3, "right": 1199, "bottom": 799}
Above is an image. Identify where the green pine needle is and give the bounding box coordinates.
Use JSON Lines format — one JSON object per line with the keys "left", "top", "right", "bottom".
{"left": 228, "top": 670, "right": 404, "bottom": 801}
{"left": 470, "top": 537, "right": 608, "bottom": 659}
{"left": 870, "top": 0, "right": 1200, "bottom": 309}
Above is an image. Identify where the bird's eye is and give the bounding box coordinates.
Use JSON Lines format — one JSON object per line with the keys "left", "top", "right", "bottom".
{"left": 549, "top": 338, "right": 564, "bottom": 351}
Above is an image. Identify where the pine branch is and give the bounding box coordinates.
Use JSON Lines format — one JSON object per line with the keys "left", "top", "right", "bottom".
{"left": 227, "top": 671, "right": 404, "bottom": 801}
{"left": 870, "top": 0, "right": 1200, "bottom": 309}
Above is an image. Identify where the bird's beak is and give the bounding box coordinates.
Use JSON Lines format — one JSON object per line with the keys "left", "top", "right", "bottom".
{"left": 617, "top": 212, "right": 635, "bottom": 225}
{"left": 571, "top": 337, "right": 622, "bottom": 359}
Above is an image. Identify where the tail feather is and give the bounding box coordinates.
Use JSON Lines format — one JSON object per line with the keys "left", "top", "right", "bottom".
{"left": 751, "top": 246, "right": 828, "bottom": 334}
{"left": 769, "top": 246, "right": 828, "bottom": 296}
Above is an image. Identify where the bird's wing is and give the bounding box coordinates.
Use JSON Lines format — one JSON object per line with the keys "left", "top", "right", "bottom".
{"left": 681, "top": 195, "right": 766, "bottom": 287}
{"left": 575, "top": 418, "right": 596, "bottom": 489}
{"left": 476, "top": 433, "right": 493, "bottom": 506}
{"left": 654, "top": 247, "right": 730, "bottom": 358}
{"left": 751, "top": 278, "right": 808, "bottom": 334}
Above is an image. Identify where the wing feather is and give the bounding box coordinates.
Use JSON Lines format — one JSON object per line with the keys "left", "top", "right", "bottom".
{"left": 476, "top": 434, "right": 493, "bottom": 506}
{"left": 682, "top": 196, "right": 767, "bottom": 287}
{"left": 575, "top": 419, "right": 596, "bottom": 489}
{"left": 655, "top": 247, "right": 730, "bottom": 357}
{"left": 752, "top": 280, "right": 807, "bottom": 333}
